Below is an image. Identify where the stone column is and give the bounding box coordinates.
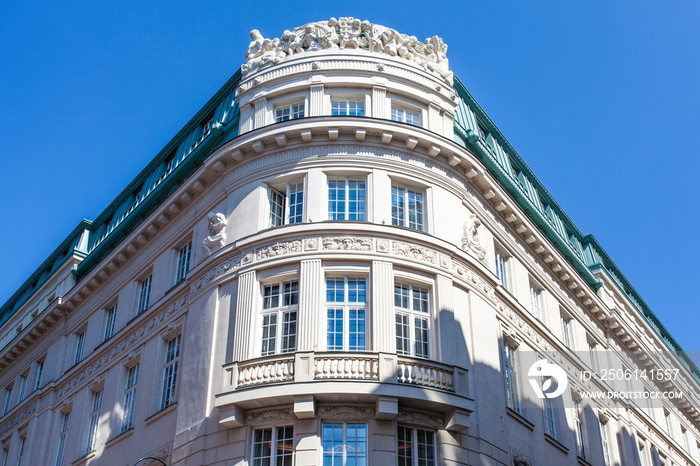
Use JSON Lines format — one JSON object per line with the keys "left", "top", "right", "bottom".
{"left": 372, "top": 261, "right": 395, "bottom": 353}
{"left": 231, "top": 271, "right": 256, "bottom": 362}
{"left": 309, "top": 84, "right": 324, "bottom": 117}
{"left": 298, "top": 259, "right": 323, "bottom": 351}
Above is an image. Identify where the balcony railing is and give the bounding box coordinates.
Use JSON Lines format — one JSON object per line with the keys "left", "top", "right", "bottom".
{"left": 221, "top": 352, "right": 468, "bottom": 397}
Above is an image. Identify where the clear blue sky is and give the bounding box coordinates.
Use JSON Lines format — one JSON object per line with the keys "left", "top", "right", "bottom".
{"left": 1, "top": 2, "right": 698, "bottom": 356}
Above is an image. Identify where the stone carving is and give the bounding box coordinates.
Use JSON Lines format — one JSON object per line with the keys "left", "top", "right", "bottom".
{"left": 0, "top": 401, "right": 37, "bottom": 437}
{"left": 257, "top": 240, "right": 303, "bottom": 260}
{"left": 241, "top": 17, "right": 452, "bottom": 83}
{"left": 393, "top": 242, "right": 437, "bottom": 264}
{"left": 395, "top": 410, "right": 443, "bottom": 429}
{"left": 246, "top": 408, "right": 296, "bottom": 426}
{"left": 512, "top": 453, "right": 534, "bottom": 466}
{"left": 304, "top": 238, "right": 319, "bottom": 250}
{"left": 461, "top": 213, "right": 486, "bottom": 262}
{"left": 190, "top": 256, "right": 240, "bottom": 296}
{"left": 202, "top": 212, "right": 227, "bottom": 256}
{"left": 317, "top": 405, "right": 375, "bottom": 419}
{"left": 322, "top": 236, "right": 372, "bottom": 251}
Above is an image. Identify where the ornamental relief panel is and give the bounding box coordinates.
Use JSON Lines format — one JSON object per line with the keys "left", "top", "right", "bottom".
{"left": 317, "top": 405, "right": 375, "bottom": 419}
{"left": 0, "top": 401, "right": 37, "bottom": 437}
{"left": 395, "top": 410, "right": 443, "bottom": 429}
{"left": 246, "top": 408, "right": 296, "bottom": 426}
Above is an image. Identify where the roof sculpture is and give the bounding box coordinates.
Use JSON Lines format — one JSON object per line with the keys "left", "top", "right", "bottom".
{"left": 241, "top": 17, "right": 452, "bottom": 83}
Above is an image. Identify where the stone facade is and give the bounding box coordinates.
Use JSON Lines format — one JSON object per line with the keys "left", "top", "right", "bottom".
{"left": 0, "top": 18, "right": 699, "bottom": 466}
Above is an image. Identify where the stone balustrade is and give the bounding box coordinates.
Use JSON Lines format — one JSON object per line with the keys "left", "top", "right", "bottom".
{"left": 314, "top": 353, "right": 379, "bottom": 380}
{"left": 397, "top": 357, "right": 454, "bottom": 391}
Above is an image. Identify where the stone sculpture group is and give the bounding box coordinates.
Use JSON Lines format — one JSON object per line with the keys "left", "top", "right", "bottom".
{"left": 242, "top": 17, "right": 451, "bottom": 83}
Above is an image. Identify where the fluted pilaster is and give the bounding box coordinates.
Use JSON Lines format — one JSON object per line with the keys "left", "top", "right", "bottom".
{"left": 298, "top": 259, "right": 323, "bottom": 351}
{"left": 232, "top": 271, "right": 256, "bottom": 362}
{"left": 309, "top": 84, "right": 324, "bottom": 117}
{"left": 372, "top": 261, "right": 395, "bottom": 353}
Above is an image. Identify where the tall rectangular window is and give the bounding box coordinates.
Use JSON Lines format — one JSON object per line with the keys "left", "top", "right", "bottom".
{"left": 74, "top": 332, "right": 85, "bottom": 365}
{"left": 331, "top": 98, "right": 365, "bottom": 116}
{"left": 600, "top": 419, "right": 611, "bottom": 466}
{"left": 328, "top": 177, "right": 366, "bottom": 221}
{"left": 103, "top": 306, "right": 116, "bottom": 341}
{"left": 136, "top": 275, "right": 152, "bottom": 314}
{"left": 16, "top": 437, "right": 24, "bottom": 466}
{"left": 560, "top": 313, "right": 572, "bottom": 348}
{"left": 261, "top": 281, "right": 299, "bottom": 356}
{"left": 494, "top": 247, "right": 508, "bottom": 289}
{"left": 17, "top": 375, "right": 27, "bottom": 402}
{"left": 322, "top": 423, "right": 367, "bottom": 466}
{"left": 394, "top": 283, "right": 430, "bottom": 358}
{"left": 121, "top": 364, "right": 139, "bottom": 432}
{"left": 681, "top": 426, "right": 689, "bottom": 451}
{"left": 175, "top": 242, "right": 192, "bottom": 283}
{"left": 269, "top": 188, "right": 285, "bottom": 227}
{"left": 398, "top": 425, "right": 435, "bottom": 466}
{"left": 287, "top": 182, "right": 304, "bottom": 224}
{"left": 392, "top": 184, "right": 424, "bottom": 231}
{"left": 391, "top": 104, "right": 421, "bottom": 126}
{"left": 543, "top": 384, "right": 557, "bottom": 438}
{"left": 55, "top": 411, "right": 70, "bottom": 466}
{"left": 574, "top": 397, "right": 587, "bottom": 459}
{"left": 2, "top": 386, "right": 12, "bottom": 415}
{"left": 588, "top": 341, "right": 598, "bottom": 372}
{"left": 529, "top": 284, "right": 542, "bottom": 320}
{"left": 269, "top": 183, "right": 304, "bottom": 227}
{"left": 503, "top": 341, "right": 520, "bottom": 413}
{"left": 86, "top": 389, "right": 102, "bottom": 454}
{"left": 326, "top": 278, "right": 367, "bottom": 351}
{"left": 34, "top": 360, "right": 44, "bottom": 391}
{"left": 252, "top": 426, "right": 293, "bottom": 466}
{"left": 275, "top": 102, "right": 305, "bottom": 122}
{"left": 161, "top": 335, "right": 181, "bottom": 409}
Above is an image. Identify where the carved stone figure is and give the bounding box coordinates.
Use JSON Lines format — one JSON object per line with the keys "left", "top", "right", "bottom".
{"left": 240, "top": 18, "right": 452, "bottom": 82}
{"left": 462, "top": 213, "right": 486, "bottom": 262}
{"left": 202, "top": 212, "right": 227, "bottom": 256}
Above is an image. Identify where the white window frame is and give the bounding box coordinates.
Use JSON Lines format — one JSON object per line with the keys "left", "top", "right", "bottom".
{"left": 529, "top": 282, "right": 543, "bottom": 321}
{"left": 331, "top": 97, "right": 365, "bottom": 116}
{"left": 397, "top": 425, "right": 436, "bottom": 466}
{"left": 600, "top": 418, "right": 611, "bottom": 466}
{"left": 136, "top": 275, "right": 152, "bottom": 315}
{"left": 503, "top": 340, "right": 520, "bottom": 413}
{"left": 17, "top": 375, "right": 27, "bottom": 403}
{"left": 160, "top": 335, "right": 181, "bottom": 410}
{"left": 275, "top": 101, "right": 305, "bottom": 122}
{"left": 543, "top": 382, "right": 557, "bottom": 438}
{"left": 391, "top": 103, "right": 422, "bottom": 126}
{"left": 175, "top": 241, "right": 192, "bottom": 283}
{"left": 326, "top": 277, "right": 368, "bottom": 352}
{"left": 34, "top": 360, "right": 44, "bottom": 392}
{"left": 121, "top": 363, "right": 139, "bottom": 433}
{"left": 260, "top": 281, "right": 299, "bottom": 356}
{"left": 269, "top": 181, "right": 305, "bottom": 227}
{"left": 251, "top": 425, "right": 294, "bottom": 466}
{"left": 328, "top": 176, "right": 367, "bottom": 221}
{"left": 588, "top": 340, "right": 598, "bottom": 372}
{"left": 494, "top": 246, "right": 509, "bottom": 289}
{"left": 560, "top": 312, "right": 572, "bottom": 349}
{"left": 573, "top": 396, "right": 587, "bottom": 459}
{"left": 322, "top": 422, "right": 368, "bottom": 466}
{"left": 394, "top": 282, "right": 430, "bottom": 358}
{"left": 85, "top": 389, "right": 102, "bottom": 454}
{"left": 103, "top": 305, "right": 116, "bottom": 342}
{"left": 16, "top": 436, "right": 24, "bottom": 466}
{"left": 391, "top": 183, "right": 425, "bottom": 231}
{"left": 2, "top": 386, "right": 12, "bottom": 415}
{"left": 74, "top": 331, "right": 86, "bottom": 366}
{"left": 55, "top": 411, "right": 70, "bottom": 466}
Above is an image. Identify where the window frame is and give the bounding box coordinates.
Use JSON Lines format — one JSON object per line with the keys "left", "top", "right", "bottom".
{"left": 268, "top": 180, "right": 305, "bottom": 227}
{"left": 599, "top": 418, "right": 611, "bottom": 466}
{"left": 103, "top": 305, "right": 117, "bottom": 342}
{"left": 85, "top": 388, "right": 103, "bottom": 454}
{"left": 391, "top": 183, "right": 425, "bottom": 232}
{"left": 494, "top": 246, "right": 509, "bottom": 289}
{"left": 251, "top": 425, "right": 294, "bottom": 466}
{"left": 175, "top": 241, "right": 192, "bottom": 284}
{"left": 136, "top": 274, "right": 152, "bottom": 315}
{"left": 325, "top": 276, "right": 368, "bottom": 352}
{"left": 259, "top": 281, "right": 299, "bottom": 356}
{"left": 528, "top": 281, "right": 543, "bottom": 321}
{"left": 331, "top": 97, "right": 366, "bottom": 117}
{"left": 503, "top": 340, "right": 520, "bottom": 413}
{"left": 2, "top": 385, "right": 12, "bottom": 415}
{"left": 55, "top": 410, "right": 70, "bottom": 466}
{"left": 390, "top": 102, "right": 422, "bottom": 127}
{"left": 74, "top": 331, "right": 86, "bottom": 366}
{"left": 394, "top": 282, "right": 431, "bottom": 359}
{"left": 120, "top": 363, "right": 139, "bottom": 433}
{"left": 160, "top": 334, "right": 181, "bottom": 410}
{"left": 573, "top": 395, "right": 587, "bottom": 459}
{"left": 17, "top": 374, "right": 27, "bottom": 403}
{"left": 397, "top": 424, "right": 436, "bottom": 466}
{"left": 560, "top": 311, "right": 573, "bottom": 349}
{"left": 322, "top": 422, "right": 368, "bottom": 466}
{"left": 275, "top": 101, "right": 305, "bottom": 122}
{"left": 34, "top": 360, "right": 44, "bottom": 392}
{"left": 327, "top": 176, "right": 367, "bottom": 221}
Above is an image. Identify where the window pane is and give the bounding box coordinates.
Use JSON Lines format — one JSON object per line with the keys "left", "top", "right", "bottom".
{"left": 414, "top": 317, "right": 429, "bottom": 358}
{"left": 327, "top": 309, "right": 343, "bottom": 350}
{"left": 288, "top": 183, "right": 304, "bottom": 224}
{"left": 270, "top": 189, "right": 285, "bottom": 227}
{"left": 396, "top": 313, "right": 410, "bottom": 355}
{"left": 391, "top": 185, "right": 405, "bottom": 226}
{"left": 281, "top": 311, "right": 297, "bottom": 353}
{"left": 349, "top": 309, "right": 365, "bottom": 351}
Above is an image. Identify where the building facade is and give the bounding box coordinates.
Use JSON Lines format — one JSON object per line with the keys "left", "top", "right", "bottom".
{"left": 0, "top": 18, "right": 699, "bottom": 466}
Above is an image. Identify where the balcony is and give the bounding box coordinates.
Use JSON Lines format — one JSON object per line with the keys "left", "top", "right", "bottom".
{"left": 216, "top": 352, "right": 473, "bottom": 432}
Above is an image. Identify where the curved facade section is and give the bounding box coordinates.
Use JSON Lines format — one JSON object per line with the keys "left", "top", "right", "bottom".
{"left": 0, "top": 17, "right": 699, "bottom": 466}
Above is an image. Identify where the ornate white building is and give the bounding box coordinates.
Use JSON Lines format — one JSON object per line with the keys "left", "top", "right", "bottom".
{"left": 0, "top": 18, "right": 699, "bottom": 466}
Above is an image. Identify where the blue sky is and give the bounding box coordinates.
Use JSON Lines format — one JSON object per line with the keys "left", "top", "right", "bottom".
{"left": 1, "top": 2, "right": 698, "bottom": 356}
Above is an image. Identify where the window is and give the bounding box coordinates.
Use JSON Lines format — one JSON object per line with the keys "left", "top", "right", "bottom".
{"left": 543, "top": 382, "right": 557, "bottom": 438}
{"left": 161, "top": 335, "right": 181, "bottom": 409}
{"left": 136, "top": 275, "right": 152, "bottom": 314}
{"left": 1, "top": 448, "right": 6, "bottom": 466}
{"left": 394, "top": 283, "right": 430, "bottom": 358}
{"left": 588, "top": 341, "right": 598, "bottom": 372}
{"left": 261, "top": 281, "right": 298, "bottom": 356}
{"left": 103, "top": 306, "right": 116, "bottom": 341}
{"left": 503, "top": 341, "right": 520, "bottom": 413}
{"left": 391, "top": 184, "right": 424, "bottom": 231}
{"left": 55, "top": 411, "right": 70, "bottom": 466}
{"left": 397, "top": 425, "right": 435, "bottom": 466}
{"left": 175, "top": 242, "right": 192, "bottom": 283}
{"left": 326, "top": 278, "right": 367, "bottom": 351}
{"left": 17, "top": 375, "right": 27, "bottom": 402}
{"left": 391, "top": 104, "right": 421, "bottom": 126}
{"left": 34, "top": 361, "right": 44, "bottom": 391}
{"left": 322, "top": 422, "right": 367, "bottom": 466}
{"left": 681, "top": 426, "right": 689, "bottom": 451}
{"left": 269, "top": 182, "right": 304, "bottom": 227}
{"left": 74, "top": 331, "right": 85, "bottom": 365}
{"left": 16, "top": 437, "right": 24, "bottom": 466}
{"left": 275, "top": 102, "right": 305, "bottom": 122}
{"left": 638, "top": 441, "right": 650, "bottom": 466}
{"left": 121, "top": 364, "right": 139, "bottom": 432}
{"left": 573, "top": 397, "right": 587, "bottom": 459}
{"left": 86, "top": 389, "right": 102, "bottom": 453}
{"left": 2, "top": 386, "right": 12, "bottom": 415}
{"left": 529, "top": 283, "right": 542, "bottom": 320}
{"left": 328, "top": 177, "right": 366, "bottom": 221}
{"left": 600, "top": 419, "right": 611, "bottom": 466}
{"left": 251, "top": 426, "right": 293, "bottom": 466}
{"left": 331, "top": 98, "right": 365, "bottom": 116}
{"left": 663, "top": 409, "right": 672, "bottom": 436}
{"left": 560, "top": 313, "right": 572, "bottom": 349}
{"left": 494, "top": 247, "right": 508, "bottom": 289}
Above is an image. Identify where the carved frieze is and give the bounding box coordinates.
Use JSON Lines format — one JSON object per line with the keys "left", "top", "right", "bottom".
{"left": 257, "top": 240, "right": 303, "bottom": 260}
{"left": 395, "top": 410, "right": 443, "bottom": 429}
{"left": 322, "top": 236, "right": 372, "bottom": 251}
{"left": 246, "top": 408, "right": 296, "bottom": 426}
{"left": 317, "top": 405, "right": 375, "bottom": 419}
{"left": 190, "top": 256, "right": 240, "bottom": 296}
{"left": 393, "top": 241, "right": 437, "bottom": 264}
{"left": 0, "top": 401, "right": 37, "bottom": 437}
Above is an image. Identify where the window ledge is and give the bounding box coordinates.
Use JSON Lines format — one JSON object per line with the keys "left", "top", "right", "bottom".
{"left": 506, "top": 407, "right": 534, "bottom": 431}
{"left": 144, "top": 402, "right": 177, "bottom": 426}
{"left": 545, "top": 433, "right": 569, "bottom": 454}
{"left": 72, "top": 450, "right": 96, "bottom": 465}
{"left": 106, "top": 428, "right": 133, "bottom": 447}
